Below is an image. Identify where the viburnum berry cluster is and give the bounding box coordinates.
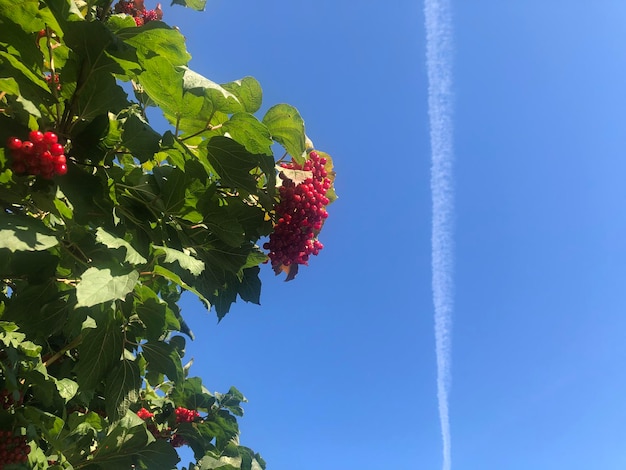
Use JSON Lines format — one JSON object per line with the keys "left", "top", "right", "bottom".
{"left": 136, "top": 407, "right": 154, "bottom": 420}
{"left": 114, "top": 0, "right": 163, "bottom": 26}
{"left": 0, "top": 389, "right": 23, "bottom": 410}
{"left": 264, "top": 151, "right": 331, "bottom": 270}
{"left": 45, "top": 73, "right": 61, "bottom": 91}
{"left": 174, "top": 406, "right": 199, "bottom": 423}
{"left": 6, "top": 131, "right": 67, "bottom": 178}
{"left": 0, "top": 430, "right": 30, "bottom": 468}
{"left": 137, "top": 406, "right": 200, "bottom": 448}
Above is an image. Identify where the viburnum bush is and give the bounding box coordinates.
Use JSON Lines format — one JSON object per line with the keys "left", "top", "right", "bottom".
{"left": 0, "top": 1, "right": 336, "bottom": 469}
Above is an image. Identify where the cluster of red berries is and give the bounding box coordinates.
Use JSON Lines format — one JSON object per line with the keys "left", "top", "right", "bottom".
{"left": 136, "top": 407, "right": 154, "bottom": 420}
{"left": 6, "top": 131, "right": 68, "bottom": 178}
{"left": 138, "top": 406, "right": 199, "bottom": 448}
{"left": 45, "top": 73, "right": 61, "bottom": 91}
{"left": 0, "top": 389, "right": 23, "bottom": 410}
{"left": 264, "top": 151, "right": 331, "bottom": 269}
{"left": 174, "top": 406, "right": 199, "bottom": 423}
{"left": 114, "top": 0, "right": 163, "bottom": 26}
{"left": 0, "top": 430, "right": 30, "bottom": 468}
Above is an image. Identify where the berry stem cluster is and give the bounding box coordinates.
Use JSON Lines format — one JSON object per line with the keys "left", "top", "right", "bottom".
{"left": 0, "top": 430, "right": 30, "bottom": 468}
{"left": 137, "top": 406, "right": 200, "bottom": 449}
{"left": 6, "top": 131, "right": 68, "bottom": 178}
{"left": 114, "top": 0, "right": 163, "bottom": 26}
{"left": 264, "top": 151, "right": 331, "bottom": 272}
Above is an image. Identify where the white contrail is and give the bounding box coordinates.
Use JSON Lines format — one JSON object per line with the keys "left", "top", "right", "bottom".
{"left": 424, "top": 0, "right": 454, "bottom": 469}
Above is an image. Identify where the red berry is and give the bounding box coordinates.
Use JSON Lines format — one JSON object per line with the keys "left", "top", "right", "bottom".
{"left": 20, "top": 141, "right": 35, "bottom": 155}
{"left": 43, "top": 131, "right": 58, "bottom": 145}
{"left": 136, "top": 407, "right": 154, "bottom": 420}
{"left": 53, "top": 154, "right": 66, "bottom": 165}
{"left": 54, "top": 162, "right": 67, "bottom": 175}
{"left": 11, "top": 162, "right": 26, "bottom": 174}
{"left": 34, "top": 141, "right": 48, "bottom": 154}
{"left": 6, "top": 137, "right": 22, "bottom": 150}
{"left": 29, "top": 130, "right": 44, "bottom": 143}
{"left": 50, "top": 143, "right": 64, "bottom": 156}
{"left": 40, "top": 150, "right": 53, "bottom": 163}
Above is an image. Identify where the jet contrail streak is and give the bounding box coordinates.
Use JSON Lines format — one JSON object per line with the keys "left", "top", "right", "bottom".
{"left": 424, "top": 0, "right": 454, "bottom": 469}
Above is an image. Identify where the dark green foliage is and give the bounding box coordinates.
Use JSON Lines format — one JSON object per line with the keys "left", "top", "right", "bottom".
{"left": 0, "top": 0, "right": 336, "bottom": 468}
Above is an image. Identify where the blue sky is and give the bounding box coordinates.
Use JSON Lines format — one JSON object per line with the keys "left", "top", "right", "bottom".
{"left": 154, "top": 1, "right": 626, "bottom": 469}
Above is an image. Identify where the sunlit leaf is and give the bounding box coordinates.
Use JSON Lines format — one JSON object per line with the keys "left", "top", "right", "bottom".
{"left": 0, "top": 216, "right": 58, "bottom": 252}
{"left": 96, "top": 228, "right": 147, "bottom": 265}
{"left": 262, "top": 104, "right": 306, "bottom": 163}
{"left": 75, "top": 268, "right": 139, "bottom": 308}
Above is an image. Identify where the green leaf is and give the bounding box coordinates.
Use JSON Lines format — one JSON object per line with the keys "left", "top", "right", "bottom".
{"left": 222, "top": 113, "right": 273, "bottom": 156}
{"left": 23, "top": 406, "right": 65, "bottom": 441}
{"left": 0, "top": 77, "right": 20, "bottom": 95}
{"left": 203, "top": 204, "right": 246, "bottom": 248}
{"left": 55, "top": 378, "right": 79, "bottom": 402}
{"left": 181, "top": 67, "right": 242, "bottom": 114}
{"left": 222, "top": 76, "right": 263, "bottom": 114}
{"left": 0, "top": 215, "right": 58, "bottom": 251}
{"left": 62, "top": 20, "right": 130, "bottom": 119}
{"left": 142, "top": 340, "right": 183, "bottom": 382}
{"left": 197, "top": 454, "right": 241, "bottom": 470}
{"left": 105, "top": 359, "right": 141, "bottom": 421}
{"left": 93, "top": 411, "right": 161, "bottom": 468}
{"left": 95, "top": 228, "right": 147, "bottom": 265}
{"left": 205, "top": 136, "right": 271, "bottom": 194}
{"left": 237, "top": 267, "right": 262, "bottom": 305}
{"left": 75, "top": 268, "right": 139, "bottom": 308}
{"left": 138, "top": 56, "right": 185, "bottom": 123}
{"left": 171, "top": 0, "right": 207, "bottom": 11}
{"left": 153, "top": 265, "right": 211, "bottom": 309}
{"left": 218, "top": 386, "right": 246, "bottom": 417}
{"left": 119, "top": 21, "right": 191, "bottom": 66}
{"left": 121, "top": 112, "right": 162, "bottom": 163}
{"left": 262, "top": 104, "right": 306, "bottom": 163}
{"left": 153, "top": 245, "right": 205, "bottom": 276}
{"left": 133, "top": 438, "right": 181, "bottom": 470}
{"left": 74, "top": 310, "right": 124, "bottom": 391}
{"left": 134, "top": 285, "right": 180, "bottom": 340}
{"left": 0, "top": 50, "right": 51, "bottom": 98}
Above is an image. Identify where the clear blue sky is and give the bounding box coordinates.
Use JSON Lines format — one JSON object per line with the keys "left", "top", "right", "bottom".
{"left": 155, "top": 1, "right": 626, "bottom": 468}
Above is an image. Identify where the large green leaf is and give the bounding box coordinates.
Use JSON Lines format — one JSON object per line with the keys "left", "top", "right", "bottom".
{"left": 153, "top": 245, "right": 205, "bottom": 276}
{"left": 119, "top": 21, "right": 191, "bottom": 66}
{"left": 95, "top": 228, "right": 147, "bottom": 265}
{"left": 153, "top": 265, "right": 211, "bottom": 309}
{"left": 105, "top": 359, "right": 141, "bottom": 421}
{"left": 171, "top": 0, "right": 207, "bottom": 11}
{"left": 142, "top": 340, "right": 183, "bottom": 382}
{"left": 181, "top": 66, "right": 242, "bottom": 114}
{"left": 74, "top": 311, "right": 125, "bottom": 391}
{"left": 196, "top": 454, "right": 240, "bottom": 470}
{"left": 237, "top": 267, "right": 262, "bottom": 305}
{"left": 222, "top": 113, "right": 273, "bottom": 156}
{"left": 262, "top": 104, "right": 306, "bottom": 163}
{"left": 138, "top": 56, "right": 185, "bottom": 123}
{"left": 133, "top": 285, "right": 180, "bottom": 341}
{"left": 92, "top": 411, "right": 179, "bottom": 469}
{"left": 0, "top": 215, "right": 58, "bottom": 252}
{"left": 222, "top": 76, "right": 263, "bottom": 114}
{"left": 75, "top": 267, "right": 139, "bottom": 308}
{"left": 205, "top": 136, "right": 272, "bottom": 194}
{"left": 55, "top": 378, "right": 79, "bottom": 403}
{"left": 121, "top": 112, "right": 162, "bottom": 163}
{"left": 133, "top": 439, "right": 181, "bottom": 470}
{"left": 62, "top": 20, "right": 130, "bottom": 119}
